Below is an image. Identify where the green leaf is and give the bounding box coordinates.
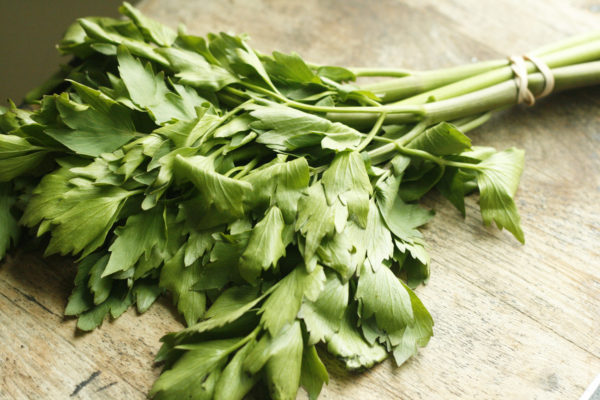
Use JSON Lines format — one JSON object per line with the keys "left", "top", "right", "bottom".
{"left": 76, "top": 18, "right": 169, "bottom": 65}
{"left": 184, "top": 229, "right": 215, "bottom": 267}
{"left": 239, "top": 206, "right": 286, "bottom": 283}
{"left": 76, "top": 301, "right": 111, "bottom": 331}
{"left": 355, "top": 263, "right": 414, "bottom": 334}
{"left": 263, "top": 321, "right": 304, "bottom": 400}
{"left": 436, "top": 167, "right": 474, "bottom": 216}
{"left": 88, "top": 254, "right": 112, "bottom": 305}
{"left": 48, "top": 186, "right": 131, "bottom": 257}
{"left": 243, "top": 322, "right": 304, "bottom": 399}
{"left": 316, "top": 221, "right": 366, "bottom": 280}
{"left": 207, "top": 32, "right": 277, "bottom": 92}
{"left": 176, "top": 286, "right": 263, "bottom": 338}
{"left": 151, "top": 338, "right": 242, "bottom": 400}
{"left": 21, "top": 165, "right": 75, "bottom": 232}
{"left": 264, "top": 51, "right": 321, "bottom": 85}
{"left": 376, "top": 174, "right": 434, "bottom": 241}
{"left": 47, "top": 90, "right": 137, "bottom": 157}
{"left": 74, "top": 285, "right": 134, "bottom": 331}
{"left": 259, "top": 265, "right": 325, "bottom": 337}
{"left": 300, "top": 345, "right": 329, "bottom": 400}
{"left": 242, "top": 156, "right": 310, "bottom": 222}
{"left": 391, "top": 282, "right": 434, "bottom": 365}
{"left": 119, "top": 2, "right": 177, "bottom": 46}
{"left": 159, "top": 47, "right": 237, "bottom": 91}
{"left": 326, "top": 305, "right": 387, "bottom": 369}
{"left": 316, "top": 66, "right": 356, "bottom": 82}
{"left": 475, "top": 147, "right": 525, "bottom": 243}
{"left": 64, "top": 253, "right": 99, "bottom": 316}
{"left": 117, "top": 47, "right": 198, "bottom": 124}
{"left": 0, "top": 135, "right": 47, "bottom": 181}
{"left": 103, "top": 206, "right": 165, "bottom": 276}
{"left": 322, "top": 150, "right": 371, "bottom": 227}
{"left": 213, "top": 114, "right": 253, "bottom": 138}
{"left": 399, "top": 163, "right": 444, "bottom": 202}
{"left": 407, "top": 122, "right": 471, "bottom": 156}
{"left": 22, "top": 171, "right": 133, "bottom": 258}
{"left": 295, "top": 183, "right": 342, "bottom": 266}
{"left": 299, "top": 271, "right": 348, "bottom": 344}
{"left": 320, "top": 123, "right": 362, "bottom": 152}
{"left": 213, "top": 340, "right": 260, "bottom": 400}
{"left": 133, "top": 281, "right": 163, "bottom": 313}
{"left": 160, "top": 247, "right": 206, "bottom": 326}
{"left": 364, "top": 201, "right": 394, "bottom": 269}
{"left": 174, "top": 154, "right": 253, "bottom": 218}
{"left": 251, "top": 105, "right": 331, "bottom": 151}
{"left": 0, "top": 185, "right": 19, "bottom": 259}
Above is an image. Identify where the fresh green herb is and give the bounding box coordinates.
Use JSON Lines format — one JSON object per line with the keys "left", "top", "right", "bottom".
{"left": 1, "top": 3, "right": 599, "bottom": 399}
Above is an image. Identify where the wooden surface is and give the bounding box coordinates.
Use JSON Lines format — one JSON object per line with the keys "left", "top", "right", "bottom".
{"left": 1, "top": 0, "right": 599, "bottom": 399}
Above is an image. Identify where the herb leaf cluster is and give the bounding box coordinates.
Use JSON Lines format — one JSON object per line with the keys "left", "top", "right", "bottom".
{"left": 2, "top": 3, "right": 574, "bottom": 399}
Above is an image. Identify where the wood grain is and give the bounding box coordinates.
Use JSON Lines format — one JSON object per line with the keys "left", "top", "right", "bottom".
{"left": 1, "top": 0, "right": 599, "bottom": 399}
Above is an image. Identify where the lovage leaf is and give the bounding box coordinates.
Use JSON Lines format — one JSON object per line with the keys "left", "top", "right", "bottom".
{"left": 239, "top": 206, "right": 287, "bottom": 283}
{"left": 174, "top": 154, "right": 253, "bottom": 218}
{"left": 299, "top": 271, "right": 349, "bottom": 344}
{"left": 259, "top": 265, "right": 325, "bottom": 337}
{"left": 151, "top": 338, "right": 242, "bottom": 400}
{"left": 119, "top": 2, "right": 177, "bottom": 46}
{"left": 300, "top": 345, "right": 329, "bottom": 400}
{"left": 355, "top": 263, "right": 414, "bottom": 334}
{"left": 407, "top": 122, "right": 472, "bottom": 156}
{"left": 118, "top": 47, "right": 199, "bottom": 124}
{"left": 391, "top": 281, "right": 434, "bottom": 365}
{"left": 104, "top": 205, "right": 165, "bottom": 276}
{"left": 474, "top": 147, "right": 525, "bottom": 243}
{"left": 159, "top": 247, "right": 206, "bottom": 326}
{"left": 326, "top": 305, "right": 387, "bottom": 370}
{"left": 0, "top": 135, "right": 47, "bottom": 182}
{"left": 47, "top": 91, "right": 137, "bottom": 157}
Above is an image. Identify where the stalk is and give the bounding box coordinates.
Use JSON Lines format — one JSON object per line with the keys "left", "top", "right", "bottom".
{"left": 360, "top": 59, "right": 507, "bottom": 102}
{"left": 361, "top": 33, "right": 600, "bottom": 103}
{"left": 330, "top": 61, "right": 600, "bottom": 130}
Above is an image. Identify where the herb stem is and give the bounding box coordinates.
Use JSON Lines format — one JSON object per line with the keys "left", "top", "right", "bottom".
{"left": 350, "top": 67, "right": 413, "bottom": 77}
{"left": 240, "top": 81, "right": 426, "bottom": 115}
{"left": 360, "top": 59, "right": 507, "bottom": 102}
{"left": 329, "top": 61, "right": 600, "bottom": 128}
{"left": 233, "top": 156, "right": 260, "bottom": 179}
{"left": 356, "top": 112, "right": 386, "bottom": 152}
{"left": 395, "top": 119, "right": 430, "bottom": 146}
{"left": 451, "top": 112, "right": 492, "bottom": 133}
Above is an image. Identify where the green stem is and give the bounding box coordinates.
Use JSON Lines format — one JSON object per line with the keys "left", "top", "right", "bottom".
{"left": 240, "top": 81, "right": 425, "bottom": 115}
{"left": 361, "top": 59, "right": 507, "bottom": 102}
{"left": 350, "top": 67, "right": 413, "bottom": 77}
{"left": 361, "top": 33, "right": 600, "bottom": 104}
{"left": 328, "top": 61, "right": 600, "bottom": 129}
{"left": 451, "top": 112, "right": 492, "bottom": 133}
{"left": 394, "top": 39, "right": 600, "bottom": 106}
{"left": 233, "top": 156, "right": 260, "bottom": 179}
{"left": 394, "top": 119, "right": 429, "bottom": 146}
{"left": 368, "top": 139, "right": 481, "bottom": 170}
{"left": 356, "top": 112, "right": 386, "bottom": 152}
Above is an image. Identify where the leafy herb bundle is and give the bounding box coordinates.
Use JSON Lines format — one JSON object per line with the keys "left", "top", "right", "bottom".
{"left": 1, "top": 3, "right": 599, "bottom": 399}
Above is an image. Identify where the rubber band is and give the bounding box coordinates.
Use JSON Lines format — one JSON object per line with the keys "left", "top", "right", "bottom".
{"left": 508, "top": 54, "right": 555, "bottom": 106}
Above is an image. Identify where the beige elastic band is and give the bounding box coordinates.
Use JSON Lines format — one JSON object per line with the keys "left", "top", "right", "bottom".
{"left": 508, "top": 54, "right": 555, "bottom": 106}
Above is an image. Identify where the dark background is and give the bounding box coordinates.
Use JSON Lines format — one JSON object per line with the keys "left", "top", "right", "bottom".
{"left": 0, "top": 1, "right": 137, "bottom": 104}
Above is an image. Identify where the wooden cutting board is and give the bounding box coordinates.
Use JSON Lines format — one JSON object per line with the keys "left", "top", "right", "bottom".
{"left": 1, "top": 0, "right": 599, "bottom": 398}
